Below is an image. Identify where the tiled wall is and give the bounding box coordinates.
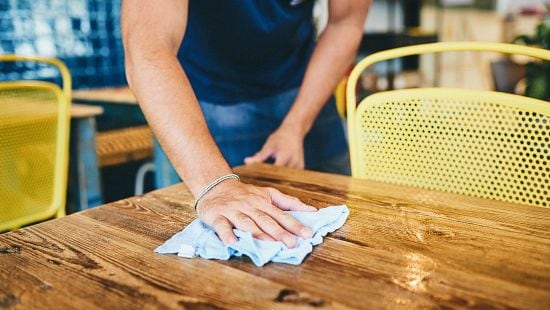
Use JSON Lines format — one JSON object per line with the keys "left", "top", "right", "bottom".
{"left": 0, "top": 0, "right": 126, "bottom": 89}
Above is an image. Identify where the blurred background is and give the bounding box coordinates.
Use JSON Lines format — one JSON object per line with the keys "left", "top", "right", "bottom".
{"left": 0, "top": 0, "right": 548, "bottom": 229}
{"left": 0, "top": 0, "right": 125, "bottom": 88}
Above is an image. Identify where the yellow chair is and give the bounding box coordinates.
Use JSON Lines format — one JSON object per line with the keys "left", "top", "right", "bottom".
{"left": 346, "top": 42, "right": 550, "bottom": 208}
{"left": 334, "top": 77, "right": 347, "bottom": 119}
{"left": 0, "top": 55, "right": 71, "bottom": 231}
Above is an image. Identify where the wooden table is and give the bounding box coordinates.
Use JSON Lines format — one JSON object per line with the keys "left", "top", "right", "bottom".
{"left": 73, "top": 87, "right": 138, "bottom": 105}
{"left": 71, "top": 104, "right": 105, "bottom": 118}
{"left": 1, "top": 164, "right": 548, "bottom": 309}
{"left": 73, "top": 87, "right": 180, "bottom": 189}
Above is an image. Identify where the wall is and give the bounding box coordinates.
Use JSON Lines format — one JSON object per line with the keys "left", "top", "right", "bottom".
{"left": 0, "top": 0, "right": 126, "bottom": 88}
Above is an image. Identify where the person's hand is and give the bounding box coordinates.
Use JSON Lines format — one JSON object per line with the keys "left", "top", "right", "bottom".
{"left": 196, "top": 179, "right": 316, "bottom": 247}
{"left": 244, "top": 126, "right": 305, "bottom": 169}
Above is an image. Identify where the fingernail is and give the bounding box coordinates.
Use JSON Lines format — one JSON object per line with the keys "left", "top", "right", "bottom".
{"left": 283, "top": 235, "right": 296, "bottom": 248}
{"left": 300, "top": 227, "right": 313, "bottom": 239}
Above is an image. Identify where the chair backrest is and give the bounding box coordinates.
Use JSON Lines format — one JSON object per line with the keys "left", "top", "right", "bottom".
{"left": 346, "top": 42, "right": 550, "bottom": 208}
{"left": 0, "top": 55, "right": 71, "bottom": 231}
{"left": 334, "top": 77, "right": 347, "bottom": 119}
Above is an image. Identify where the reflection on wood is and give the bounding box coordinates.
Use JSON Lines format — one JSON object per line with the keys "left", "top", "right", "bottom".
{"left": 0, "top": 164, "right": 548, "bottom": 309}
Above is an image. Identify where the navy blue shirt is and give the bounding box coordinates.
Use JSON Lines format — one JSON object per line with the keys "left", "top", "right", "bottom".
{"left": 178, "top": 0, "right": 316, "bottom": 103}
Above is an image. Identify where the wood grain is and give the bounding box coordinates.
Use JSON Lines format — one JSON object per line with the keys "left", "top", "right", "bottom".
{"left": 95, "top": 126, "right": 153, "bottom": 167}
{"left": 1, "top": 164, "right": 548, "bottom": 309}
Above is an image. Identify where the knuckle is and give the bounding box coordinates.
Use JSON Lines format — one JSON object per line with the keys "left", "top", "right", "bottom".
{"left": 253, "top": 197, "right": 268, "bottom": 207}
{"left": 242, "top": 219, "right": 257, "bottom": 230}
{"left": 267, "top": 206, "right": 286, "bottom": 217}
{"left": 256, "top": 213, "right": 274, "bottom": 225}
{"left": 227, "top": 201, "right": 245, "bottom": 211}
{"left": 274, "top": 209, "right": 288, "bottom": 217}
{"left": 265, "top": 187, "right": 278, "bottom": 194}
{"left": 281, "top": 213, "right": 298, "bottom": 225}
{"left": 211, "top": 217, "right": 227, "bottom": 229}
{"left": 236, "top": 213, "right": 250, "bottom": 223}
{"left": 251, "top": 189, "right": 269, "bottom": 200}
{"left": 224, "top": 209, "right": 240, "bottom": 219}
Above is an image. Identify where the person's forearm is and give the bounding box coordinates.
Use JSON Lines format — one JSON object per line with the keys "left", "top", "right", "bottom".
{"left": 281, "top": 13, "right": 366, "bottom": 137}
{"left": 122, "top": 0, "right": 316, "bottom": 246}
{"left": 125, "top": 51, "right": 232, "bottom": 196}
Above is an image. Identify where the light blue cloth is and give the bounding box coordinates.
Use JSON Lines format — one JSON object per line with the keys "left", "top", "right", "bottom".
{"left": 155, "top": 205, "right": 349, "bottom": 267}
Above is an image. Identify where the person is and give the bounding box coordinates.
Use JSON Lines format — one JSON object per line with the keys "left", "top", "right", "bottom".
{"left": 122, "top": 0, "right": 370, "bottom": 248}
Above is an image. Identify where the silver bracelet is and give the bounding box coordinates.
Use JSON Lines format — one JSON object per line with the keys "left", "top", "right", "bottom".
{"left": 193, "top": 173, "right": 240, "bottom": 210}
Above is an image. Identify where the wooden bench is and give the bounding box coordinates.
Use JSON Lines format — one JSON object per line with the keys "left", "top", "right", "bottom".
{"left": 95, "top": 125, "right": 153, "bottom": 167}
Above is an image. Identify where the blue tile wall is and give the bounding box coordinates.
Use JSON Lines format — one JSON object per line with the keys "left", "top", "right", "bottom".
{"left": 0, "top": 0, "right": 126, "bottom": 89}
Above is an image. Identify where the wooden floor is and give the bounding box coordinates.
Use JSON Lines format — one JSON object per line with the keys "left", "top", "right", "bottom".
{"left": 1, "top": 164, "right": 549, "bottom": 309}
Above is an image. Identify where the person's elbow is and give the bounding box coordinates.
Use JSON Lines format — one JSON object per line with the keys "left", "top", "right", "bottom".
{"left": 122, "top": 32, "right": 154, "bottom": 88}
{"left": 122, "top": 31, "right": 142, "bottom": 88}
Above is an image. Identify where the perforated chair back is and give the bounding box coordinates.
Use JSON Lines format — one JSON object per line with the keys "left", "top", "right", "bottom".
{"left": 346, "top": 42, "right": 550, "bottom": 208}
{"left": 0, "top": 55, "right": 71, "bottom": 231}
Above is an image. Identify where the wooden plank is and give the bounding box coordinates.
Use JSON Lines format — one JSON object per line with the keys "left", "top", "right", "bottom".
{"left": 233, "top": 167, "right": 550, "bottom": 309}
{"left": 72, "top": 87, "right": 137, "bottom": 105}
{"left": 70, "top": 104, "right": 104, "bottom": 119}
{"left": 1, "top": 164, "right": 549, "bottom": 309}
{"left": 95, "top": 126, "right": 153, "bottom": 167}
{"left": 71, "top": 87, "right": 146, "bottom": 131}
{"left": 0, "top": 217, "right": 348, "bottom": 309}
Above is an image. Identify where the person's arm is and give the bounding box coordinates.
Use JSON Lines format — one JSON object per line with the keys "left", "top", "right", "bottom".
{"left": 122, "top": 0, "right": 315, "bottom": 247}
{"left": 245, "top": 0, "right": 370, "bottom": 168}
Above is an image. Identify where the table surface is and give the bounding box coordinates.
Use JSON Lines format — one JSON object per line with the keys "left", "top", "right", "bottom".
{"left": 1, "top": 103, "right": 100, "bottom": 129}
{"left": 71, "top": 104, "right": 104, "bottom": 119}
{"left": 72, "top": 87, "right": 137, "bottom": 105}
{"left": 1, "top": 164, "right": 548, "bottom": 309}
{"left": 1, "top": 103, "right": 102, "bottom": 121}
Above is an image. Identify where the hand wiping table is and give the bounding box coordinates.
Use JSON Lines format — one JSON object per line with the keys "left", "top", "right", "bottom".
{"left": 155, "top": 205, "right": 349, "bottom": 266}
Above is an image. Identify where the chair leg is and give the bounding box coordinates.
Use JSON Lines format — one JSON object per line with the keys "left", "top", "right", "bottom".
{"left": 135, "top": 162, "right": 155, "bottom": 195}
